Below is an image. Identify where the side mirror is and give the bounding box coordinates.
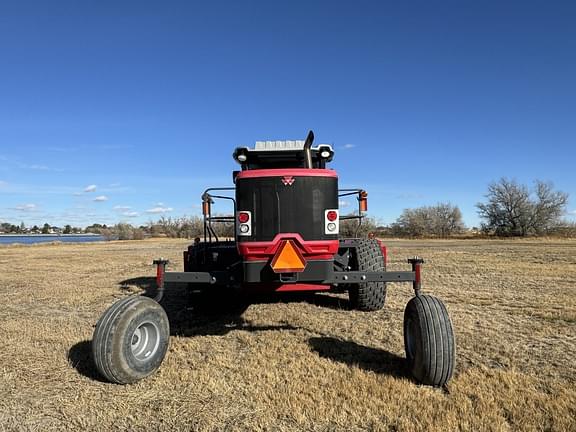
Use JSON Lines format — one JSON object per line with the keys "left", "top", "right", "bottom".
{"left": 201, "top": 193, "right": 213, "bottom": 216}
{"left": 359, "top": 190, "right": 368, "bottom": 212}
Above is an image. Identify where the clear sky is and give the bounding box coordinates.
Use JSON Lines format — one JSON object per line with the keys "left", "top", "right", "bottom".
{"left": 1, "top": 0, "right": 575, "bottom": 228}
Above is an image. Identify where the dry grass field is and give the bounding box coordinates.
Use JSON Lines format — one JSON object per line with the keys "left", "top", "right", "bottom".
{"left": 0, "top": 238, "right": 575, "bottom": 431}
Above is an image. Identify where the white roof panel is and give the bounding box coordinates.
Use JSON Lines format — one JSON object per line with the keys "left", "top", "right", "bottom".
{"left": 254, "top": 140, "right": 306, "bottom": 150}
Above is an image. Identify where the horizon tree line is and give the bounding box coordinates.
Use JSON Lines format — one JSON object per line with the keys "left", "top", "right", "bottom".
{"left": 1, "top": 178, "right": 572, "bottom": 238}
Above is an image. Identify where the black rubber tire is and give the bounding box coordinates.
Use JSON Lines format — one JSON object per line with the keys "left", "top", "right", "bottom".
{"left": 404, "top": 295, "right": 455, "bottom": 387}
{"left": 348, "top": 239, "right": 387, "bottom": 311}
{"left": 92, "top": 296, "right": 170, "bottom": 384}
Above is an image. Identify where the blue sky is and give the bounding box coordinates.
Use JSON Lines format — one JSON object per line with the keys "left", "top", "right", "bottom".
{"left": 1, "top": 0, "right": 575, "bottom": 228}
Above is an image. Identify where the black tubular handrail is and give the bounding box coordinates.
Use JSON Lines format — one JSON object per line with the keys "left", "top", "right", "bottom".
{"left": 338, "top": 188, "right": 366, "bottom": 237}
{"left": 202, "top": 187, "right": 236, "bottom": 243}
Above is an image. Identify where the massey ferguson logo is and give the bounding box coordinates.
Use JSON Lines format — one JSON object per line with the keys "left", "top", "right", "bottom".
{"left": 281, "top": 176, "right": 295, "bottom": 186}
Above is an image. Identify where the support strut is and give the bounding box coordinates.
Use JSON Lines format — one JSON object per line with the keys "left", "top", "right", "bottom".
{"left": 153, "top": 258, "right": 170, "bottom": 302}
{"left": 408, "top": 256, "right": 424, "bottom": 296}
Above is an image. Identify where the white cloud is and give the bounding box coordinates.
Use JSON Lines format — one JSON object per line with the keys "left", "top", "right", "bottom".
{"left": 73, "top": 192, "right": 83, "bottom": 196}
{"left": 0, "top": 184, "right": 80, "bottom": 196}
{"left": 342, "top": 144, "right": 356, "bottom": 149}
{"left": 146, "top": 206, "right": 173, "bottom": 214}
{"left": 0, "top": 180, "right": 7, "bottom": 188}
{"left": 27, "top": 164, "right": 50, "bottom": 170}
{"left": 96, "top": 144, "right": 134, "bottom": 151}
{"left": 113, "top": 205, "right": 132, "bottom": 211}
{"left": 84, "top": 185, "right": 97, "bottom": 193}
{"left": 339, "top": 200, "right": 351, "bottom": 207}
{"left": 47, "top": 146, "right": 78, "bottom": 152}
{"left": 16, "top": 162, "right": 62, "bottom": 172}
{"left": 93, "top": 195, "right": 109, "bottom": 202}
{"left": 122, "top": 211, "right": 139, "bottom": 218}
{"left": 395, "top": 193, "right": 425, "bottom": 200}
{"left": 14, "top": 203, "right": 38, "bottom": 212}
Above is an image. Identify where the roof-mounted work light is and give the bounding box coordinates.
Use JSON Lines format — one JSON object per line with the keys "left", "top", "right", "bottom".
{"left": 233, "top": 148, "right": 248, "bottom": 164}
{"left": 318, "top": 145, "right": 334, "bottom": 162}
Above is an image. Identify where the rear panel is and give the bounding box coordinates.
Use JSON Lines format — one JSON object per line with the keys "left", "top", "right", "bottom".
{"left": 236, "top": 170, "right": 338, "bottom": 242}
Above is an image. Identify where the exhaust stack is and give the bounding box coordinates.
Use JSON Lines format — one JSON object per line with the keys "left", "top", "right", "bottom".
{"left": 303, "top": 130, "right": 314, "bottom": 168}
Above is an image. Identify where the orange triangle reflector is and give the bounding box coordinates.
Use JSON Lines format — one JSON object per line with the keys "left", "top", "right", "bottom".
{"left": 270, "top": 240, "right": 307, "bottom": 273}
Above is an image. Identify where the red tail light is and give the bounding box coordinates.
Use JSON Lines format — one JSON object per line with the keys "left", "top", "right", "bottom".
{"left": 324, "top": 209, "right": 339, "bottom": 234}
{"left": 238, "top": 212, "right": 250, "bottom": 223}
{"left": 236, "top": 211, "right": 252, "bottom": 236}
{"left": 326, "top": 210, "right": 338, "bottom": 221}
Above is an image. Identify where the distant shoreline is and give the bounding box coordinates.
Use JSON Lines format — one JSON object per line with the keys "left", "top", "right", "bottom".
{"left": 0, "top": 233, "right": 106, "bottom": 246}
{"left": 0, "top": 233, "right": 101, "bottom": 237}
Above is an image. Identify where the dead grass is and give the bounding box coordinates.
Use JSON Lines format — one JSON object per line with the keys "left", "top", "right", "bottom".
{"left": 0, "top": 238, "right": 575, "bottom": 431}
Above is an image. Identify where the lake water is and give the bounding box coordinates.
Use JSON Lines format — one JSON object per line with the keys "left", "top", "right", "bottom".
{"left": 0, "top": 234, "right": 106, "bottom": 245}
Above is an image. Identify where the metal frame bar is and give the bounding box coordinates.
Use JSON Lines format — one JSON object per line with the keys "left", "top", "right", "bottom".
{"left": 338, "top": 188, "right": 366, "bottom": 236}
{"left": 161, "top": 269, "right": 416, "bottom": 285}
{"left": 328, "top": 270, "right": 415, "bottom": 283}
{"left": 164, "top": 271, "right": 233, "bottom": 285}
{"left": 155, "top": 252, "right": 424, "bottom": 296}
{"left": 202, "top": 187, "right": 236, "bottom": 243}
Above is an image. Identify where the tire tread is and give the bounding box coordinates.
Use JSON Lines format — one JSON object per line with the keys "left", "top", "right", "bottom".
{"left": 348, "top": 239, "right": 387, "bottom": 311}
{"left": 92, "top": 296, "right": 169, "bottom": 384}
{"left": 404, "top": 295, "right": 455, "bottom": 387}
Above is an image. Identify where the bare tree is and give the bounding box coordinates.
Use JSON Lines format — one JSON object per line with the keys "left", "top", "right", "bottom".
{"left": 148, "top": 216, "right": 201, "bottom": 238}
{"left": 432, "top": 203, "right": 465, "bottom": 237}
{"left": 340, "top": 216, "right": 380, "bottom": 238}
{"left": 476, "top": 178, "right": 568, "bottom": 236}
{"left": 529, "top": 181, "right": 570, "bottom": 234}
{"left": 391, "top": 203, "right": 465, "bottom": 238}
{"left": 392, "top": 207, "right": 430, "bottom": 237}
{"left": 547, "top": 220, "right": 576, "bottom": 238}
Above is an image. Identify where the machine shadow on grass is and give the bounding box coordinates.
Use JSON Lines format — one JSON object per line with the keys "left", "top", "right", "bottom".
{"left": 68, "top": 340, "right": 108, "bottom": 382}
{"left": 68, "top": 277, "right": 405, "bottom": 381}
{"left": 118, "top": 276, "right": 352, "bottom": 338}
{"left": 121, "top": 276, "right": 409, "bottom": 380}
{"left": 308, "top": 337, "right": 409, "bottom": 380}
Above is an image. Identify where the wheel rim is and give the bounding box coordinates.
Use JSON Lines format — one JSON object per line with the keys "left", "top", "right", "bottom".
{"left": 405, "top": 317, "right": 417, "bottom": 359}
{"left": 130, "top": 321, "right": 161, "bottom": 361}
